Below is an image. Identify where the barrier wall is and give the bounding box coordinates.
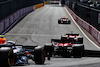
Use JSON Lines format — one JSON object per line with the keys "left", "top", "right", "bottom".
{"left": 0, "top": 1, "right": 50, "bottom": 34}
{"left": 0, "top": 0, "right": 43, "bottom": 21}
{"left": 0, "top": 5, "right": 35, "bottom": 34}
{"left": 65, "top": 5, "right": 100, "bottom": 44}
{"left": 35, "top": 3, "right": 44, "bottom": 10}
{"left": 66, "top": 1, "right": 100, "bottom": 31}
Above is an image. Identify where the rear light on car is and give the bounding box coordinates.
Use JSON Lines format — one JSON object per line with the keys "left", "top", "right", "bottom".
{"left": 26, "top": 52, "right": 31, "bottom": 55}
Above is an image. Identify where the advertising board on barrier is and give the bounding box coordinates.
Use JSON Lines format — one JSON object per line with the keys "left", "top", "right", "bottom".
{"left": 4, "top": 18, "right": 10, "bottom": 30}
{"left": 14, "top": 13, "right": 17, "bottom": 21}
{"left": 77, "top": 18, "right": 83, "bottom": 26}
{"left": 83, "top": 22, "right": 89, "bottom": 32}
{"left": 28, "top": 7, "right": 30, "bottom": 12}
{"left": 0, "top": 4, "right": 36, "bottom": 34}
{"left": 0, "top": 21, "right": 4, "bottom": 33}
{"left": 30, "top": 6, "right": 33, "bottom": 11}
{"left": 20, "top": 9, "right": 23, "bottom": 16}
{"left": 72, "top": 13, "right": 77, "bottom": 21}
{"left": 16, "top": 11, "right": 19, "bottom": 19}
{"left": 9, "top": 15, "right": 13, "bottom": 25}
{"left": 91, "top": 27, "right": 98, "bottom": 40}
{"left": 32, "top": 6, "right": 35, "bottom": 11}
{"left": 98, "top": 32, "right": 100, "bottom": 43}
{"left": 25, "top": 7, "right": 28, "bottom": 13}
{"left": 23, "top": 8, "right": 26, "bottom": 14}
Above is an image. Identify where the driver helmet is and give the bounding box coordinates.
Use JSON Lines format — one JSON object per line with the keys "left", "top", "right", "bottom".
{"left": 63, "top": 17, "right": 66, "bottom": 19}
{"left": 0, "top": 38, "right": 3, "bottom": 44}
{"left": 3, "top": 38, "right": 6, "bottom": 44}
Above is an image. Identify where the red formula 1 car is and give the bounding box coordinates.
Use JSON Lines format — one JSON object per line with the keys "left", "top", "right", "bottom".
{"left": 61, "top": 33, "right": 83, "bottom": 44}
{"left": 51, "top": 39, "right": 84, "bottom": 58}
{"left": 58, "top": 17, "right": 71, "bottom": 24}
{"left": 45, "top": 33, "right": 84, "bottom": 58}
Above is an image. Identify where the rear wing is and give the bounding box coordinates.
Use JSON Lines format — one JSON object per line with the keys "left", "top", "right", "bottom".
{"left": 65, "top": 34, "right": 79, "bottom": 36}
{"left": 51, "top": 38, "right": 83, "bottom": 44}
{"left": 51, "top": 39, "right": 70, "bottom": 43}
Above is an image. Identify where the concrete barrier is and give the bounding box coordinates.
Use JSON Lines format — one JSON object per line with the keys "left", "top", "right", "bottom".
{"left": 4, "top": 18, "right": 10, "bottom": 30}
{"left": 65, "top": 5, "right": 100, "bottom": 44}
{"left": 89, "top": 25, "right": 99, "bottom": 41}
{"left": 0, "top": 1, "right": 46, "bottom": 34}
{"left": 0, "top": 5, "right": 35, "bottom": 34}
{"left": 9, "top": 15, "right": 14, "bottom": 25}
{"left": 35, "top": 3, "right": 44, "bottom": 10}
{"left": 0, "top": 20, "right": 4, "bottom": 33}
{"left": 98, "top": 32, "right": 100, "bottom": 43}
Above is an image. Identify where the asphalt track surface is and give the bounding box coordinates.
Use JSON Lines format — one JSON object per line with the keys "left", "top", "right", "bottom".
{"left": 5, "top": 4, "right": 100, "bottom": 67}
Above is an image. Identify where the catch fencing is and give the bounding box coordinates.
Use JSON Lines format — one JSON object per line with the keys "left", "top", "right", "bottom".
{"left": 0, "top": 0, "right": 49, "bottom": 34}
{"left": 65, "top": 5, "right": 100, "bottom": 44}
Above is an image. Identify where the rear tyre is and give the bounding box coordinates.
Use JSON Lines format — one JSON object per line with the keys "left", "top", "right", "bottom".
{"left": 73, "top": 46, "right": 82, "bottom": 58}
{"left": 0, "top": 48, "right": 14, "bottom": 67}
{"left": 81, "top": 45, "right": 84, "bottom": 57}
{"left": 58, "top": 20, "right": 61, "bottom": 24}
{"left": 68, "top": 20, "right": 71, "bottom": 24}
{"left": 44, "top": 44, "right": 53, "bottom": 57}
{"left": 34, "top": 46, "right": 45, "bottom": 64}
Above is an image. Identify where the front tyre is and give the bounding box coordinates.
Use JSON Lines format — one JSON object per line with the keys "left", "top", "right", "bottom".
{"left": 34, "top": 46, "right": 45, "bottom": 64}
{"left": 58, "top": 20, "right": 61, "bottom": 24}
{"left": 68, "top": 20, "right": 71, "bottom": 24}
{"left": 73, "top": 46, "right": 82, "bottom": 58}
{"left": 0, "top": 48, "right": 14, "bottom": 67}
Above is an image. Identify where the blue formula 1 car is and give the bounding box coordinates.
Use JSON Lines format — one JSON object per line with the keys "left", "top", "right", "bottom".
{"left": 0, "top": 41, "right": 50, "bottom": 67}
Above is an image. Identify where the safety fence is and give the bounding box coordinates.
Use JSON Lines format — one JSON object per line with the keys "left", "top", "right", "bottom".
{"left": 65, "top": 5, "right": 100, "bottom": 44}
{"left": 0, "top": 1, "right": 48, "bottom": 34}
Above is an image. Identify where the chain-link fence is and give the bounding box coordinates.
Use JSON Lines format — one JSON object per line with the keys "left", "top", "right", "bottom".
{"left": 65, "top": 0, "right": 100, "bottom": 31}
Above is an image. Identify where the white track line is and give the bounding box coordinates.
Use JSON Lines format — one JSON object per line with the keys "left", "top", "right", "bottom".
{"left": 64, "top": 7, "right": 100, "bottom": 49}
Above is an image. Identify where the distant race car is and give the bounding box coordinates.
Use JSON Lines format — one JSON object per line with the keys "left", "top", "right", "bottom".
{"left": 58, "top": 17, "right": 71, "bottom": 24}
{"left": 0, "top": 41, "right": 51, "bottom": 67}
{"left": 61, "top": 33, "right": 83, "bottom": 44}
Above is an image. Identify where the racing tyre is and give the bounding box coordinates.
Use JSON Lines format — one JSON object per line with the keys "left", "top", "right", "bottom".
{"left": 68, "top": 20, "right": 71, "bottom": 24}
{"left": 58, "top": 20, "right": 61, "bottom": 24}
{"left": 34, "top": 46, "right": 45, "bottom": 64}
{"left": 81, "top": 45, "right": 84, "bottom": 57}
{"left": 44, "top": 44, "right": 53, "bottom": 57}
{"left": 0, "top": 48, "right": 14, "bottom": 67}
{"left": 73, "top": 46, "right": 82, "bottom": 58}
